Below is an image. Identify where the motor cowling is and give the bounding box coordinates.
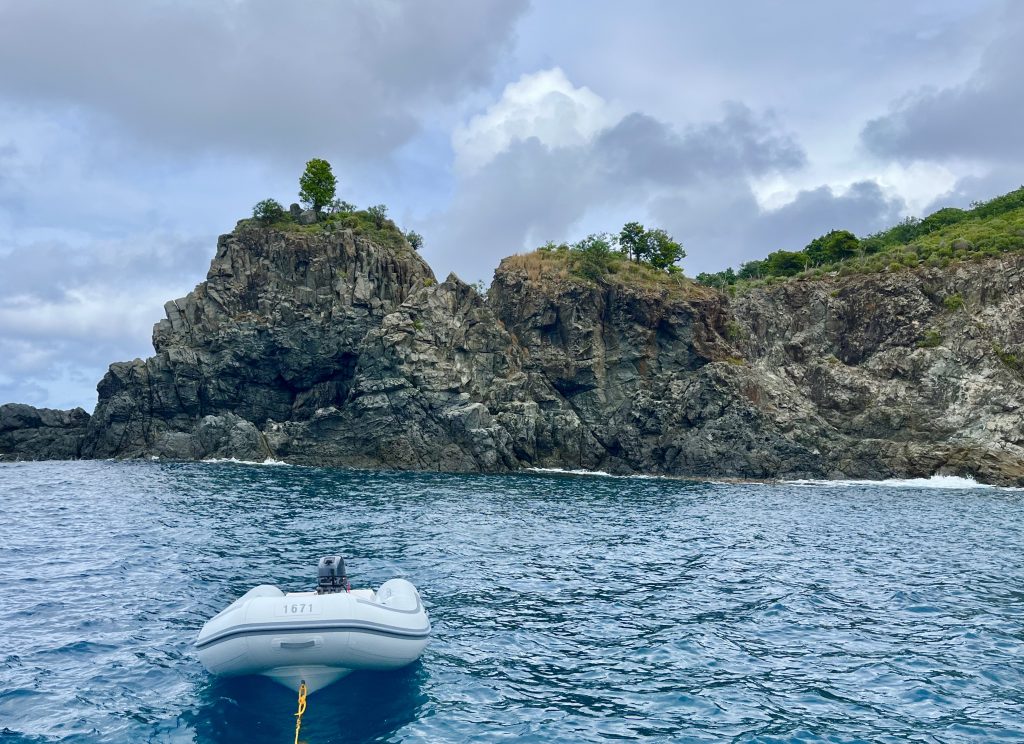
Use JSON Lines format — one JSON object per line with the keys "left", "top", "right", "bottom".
{"left": 316, "top": 555, "right": 349, "bottom": 594}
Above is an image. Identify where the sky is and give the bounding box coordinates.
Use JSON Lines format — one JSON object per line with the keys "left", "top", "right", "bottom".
{"left": 1, "top": 0, "right": 1023, "bottom": 411}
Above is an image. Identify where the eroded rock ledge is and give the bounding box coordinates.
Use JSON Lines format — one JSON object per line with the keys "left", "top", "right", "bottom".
{"left": 4, "top": 221, "right": 1023, "bottom": 485}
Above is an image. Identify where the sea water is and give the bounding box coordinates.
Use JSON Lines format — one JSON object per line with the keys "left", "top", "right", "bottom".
{"left": 1, "top": 461, "right": 1022, "bottom": 742}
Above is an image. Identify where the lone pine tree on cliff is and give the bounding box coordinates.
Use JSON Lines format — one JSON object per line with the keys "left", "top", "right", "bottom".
{"left": 299, "top": 158, "right": 337, "bottom": 213}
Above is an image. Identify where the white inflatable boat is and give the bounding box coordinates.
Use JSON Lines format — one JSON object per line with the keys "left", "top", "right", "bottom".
{"left": 195, "top": 556, "right": 430, "bottom": 693}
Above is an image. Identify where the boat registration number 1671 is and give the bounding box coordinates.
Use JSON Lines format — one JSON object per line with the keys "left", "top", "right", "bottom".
{"left": 275, "top": 601, "right": 322, "bottom": 616}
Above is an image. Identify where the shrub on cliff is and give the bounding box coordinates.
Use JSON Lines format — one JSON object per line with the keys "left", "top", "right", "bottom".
{"left": 804, "top": 230, "right": 859, "bottom": 265}
{"left": 299, "top": 158, "right": 337, "bottom": 212}
{"left": 405, "top": 230, "right": 423, "bottom": 250}
{"left": 326, "top": 198, "right": 356, "bottom": 214}
{"left": 252, "top": 198, "right": 286, "bottom": 223}
{"left": 571, "top": 233, "right": 616, "bottom": 281}
{"left": 367, "top": 204, "right": 389, "bottom": 227}
{"left": 696, "top": 267, "right": 736, "bottom": 288}
{"left": 762, "top": 250, "right": 807, "bottom": 277}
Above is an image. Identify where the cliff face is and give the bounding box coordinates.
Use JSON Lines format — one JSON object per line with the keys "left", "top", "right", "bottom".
{"left": 81, "top": 224, "right": 434, "bottom": 461}
{"left": 4, "top": 221, "right": 1023, "bottom": 484}
{"left": 0, "top": 404, "right": 90, "bottom": 460}
{"left": 731, "top": 259, "right": 1024, "bottom": 483}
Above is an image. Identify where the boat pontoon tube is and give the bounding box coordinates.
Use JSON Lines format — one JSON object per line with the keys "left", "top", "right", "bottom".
{"left": 195, "top": 560, "right": 429, "bottom": 693}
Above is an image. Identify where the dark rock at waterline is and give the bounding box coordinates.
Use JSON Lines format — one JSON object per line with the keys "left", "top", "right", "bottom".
{"left": 0, "top": 404, "right": 90, "bottom": 460}
{"left": 4, "top": 219, "right": 1024, "bottom": 485}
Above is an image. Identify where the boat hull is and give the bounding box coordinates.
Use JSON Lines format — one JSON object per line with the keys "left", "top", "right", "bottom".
{"left": 195, "top": 579, "right": 429, "bottom": 694}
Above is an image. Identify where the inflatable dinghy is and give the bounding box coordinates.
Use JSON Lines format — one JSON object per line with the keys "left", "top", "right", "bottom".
{"left": 196, "top": 556, "right": 429, "bottom": 693}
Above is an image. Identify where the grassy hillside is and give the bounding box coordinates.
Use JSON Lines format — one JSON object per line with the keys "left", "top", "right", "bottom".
{"left": 696, "top": 186, "right": 1024, "bottom": 290}
{"left": 240, "top": 208, "right": 414, "bottom": 254}
{"left": 501, "top": 247, "right": 715, "bottom": 299}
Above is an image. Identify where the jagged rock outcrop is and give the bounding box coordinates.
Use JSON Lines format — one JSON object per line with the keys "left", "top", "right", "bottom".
{"left": 0, "top": 404, "right": 90, "bottom": 460}
{"left": 730, "top": 259, "right": 1024, "bottom": 483}
{"left": 266, "top": 273, "right": 595, "bottom": 470}
{"left": 3, "top": 219, "right": 1023, "bottom": 485}
{"left": 487, "top": 261, "right": 821, "bottom": 477}
{"left": 81, "top": 223, "right": 434, "bottom": 461}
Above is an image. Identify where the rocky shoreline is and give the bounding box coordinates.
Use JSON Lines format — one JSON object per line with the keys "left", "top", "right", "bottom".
{"left": 3, "top": 221, "right": 1023, "bottom": 485}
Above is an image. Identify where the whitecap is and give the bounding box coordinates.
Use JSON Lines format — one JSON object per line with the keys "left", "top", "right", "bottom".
{"left": 200, "top": 457, "right": 292, "bottom": 467}
{"left": 784, "top": 474, "right": 1020, "bottom": 490}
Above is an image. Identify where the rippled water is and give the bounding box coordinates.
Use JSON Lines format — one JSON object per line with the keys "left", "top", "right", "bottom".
{"left": 1, "top": 461, "right": 1022, "bottom": 742}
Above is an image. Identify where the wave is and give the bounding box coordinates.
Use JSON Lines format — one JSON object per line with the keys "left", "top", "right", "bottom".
{"left": 198, "top": 457, "right": 292, "bottom": 466}
{"left": 529, "top": 468, "right": 1019, "bottom": 491}
{"left": 784, "top": 474, "right": 1021, "bottom": 490}
{"left": 526, "top": 467, "right": 667, "bottom": 480}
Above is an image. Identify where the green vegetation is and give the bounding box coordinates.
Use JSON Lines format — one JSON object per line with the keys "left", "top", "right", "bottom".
{"left": 367, "top": 204, "right": 388, "bottom": 227}
{"left": 327, "top": 198, "right": 356, "bottom": 214}
{"left": 535, "top": 222, "right": 685, "bottom": 284}
{"left": 917, "top": 329, "right": 943, "bottom": 348}
{"left": 252, "top": 198, "right": 285, "bottom": 223}
{"left": 568, "top": 237, "right": 613, "bottom": 280}
{"left": 943, "top": 293, "right": 964, "bottom": 311}
{"left": 806, "top": 230, "right": 859, "bottom": 265}
{"left": 617, "top": 222, "right": 685, "bottom": 271}
{"left": 696, "top": 186, "right": 1024, "bottom": 290}
{"left": 993, "top": 343, "right": 1023, "bottom": 373}
{"left": 405, "top": 230, "right": 424, "bottom": 251}
{"left": 725, "top": 320, "right": 745, "bottom": 343}
{"left": 298, "top": 158, "right": 337, "bottom": 212}
{"left": 247, "top": 160, "right": 424, "bottom": 253}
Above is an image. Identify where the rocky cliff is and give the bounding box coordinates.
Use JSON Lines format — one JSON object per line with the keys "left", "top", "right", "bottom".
{"left": 3, "top": 220, "right": 1023, "bottom": 485}
{"left": 0, "top": 404, "right": 90, "bottom": 460}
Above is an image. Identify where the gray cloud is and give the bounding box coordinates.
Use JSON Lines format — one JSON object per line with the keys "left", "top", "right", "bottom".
{"left": 920, "top": 168, "right": 1024, "bottom": 215}
{"left": 756, "top": 181, "right": 906, "bottom": 244}
{"left": 653, "top": 181, "right": 906, "bottom": 274}
{"left": 861, "top": 3, "right": 1024, "bottom": 162}
{"left": 424, "top": 104, "right": 807, "bottom": 281}
{"left": 596, "top": 105, "right": 806, "bottom": 184}
{"left": 0, "top": 232, "right": 211, "bottom": 409}
{"left": 0, "top": 0, "right": 528, "bottom": 160}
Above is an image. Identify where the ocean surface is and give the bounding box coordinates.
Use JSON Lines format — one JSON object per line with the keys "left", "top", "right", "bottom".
{"left": 1, "top": 461, "right": 1022, "bottom": 743}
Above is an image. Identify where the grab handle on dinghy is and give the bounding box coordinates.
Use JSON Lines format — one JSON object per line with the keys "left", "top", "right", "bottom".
{"left": 273, "top": 637, "right": 323, "bottom": 650}
{"left": 279, "top": 640, "right": 317, "bottom": 650}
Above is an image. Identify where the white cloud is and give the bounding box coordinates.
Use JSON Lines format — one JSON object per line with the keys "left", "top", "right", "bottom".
{"left": 452, "top": 68, "right": 621, "bottom": 174}
{"left": 425, "top": 69, "right": 809, "bottom": 282}
{"left": 751, "top": 161, "right": 968, "bottom": 219}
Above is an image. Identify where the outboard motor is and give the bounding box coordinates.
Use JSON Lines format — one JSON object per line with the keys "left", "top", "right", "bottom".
{"left": 317, "top": 555, "right": 350, "bottom": 594}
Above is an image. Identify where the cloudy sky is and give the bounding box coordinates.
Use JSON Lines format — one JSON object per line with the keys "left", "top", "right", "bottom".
{"left": 1, "top": 0, "right": 1022, "bottom": 410}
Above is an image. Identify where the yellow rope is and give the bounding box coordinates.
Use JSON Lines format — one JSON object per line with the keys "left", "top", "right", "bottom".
{"left": 293, "top": 680, "right": 308, "bottom": 744}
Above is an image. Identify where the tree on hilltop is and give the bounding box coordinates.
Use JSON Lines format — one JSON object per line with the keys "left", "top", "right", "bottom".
{"left": 299, "top": 158, "right": 337, "bottom": 212}
{"left": 618, "top": 222, "right": 685, "bottom": 271}
{"left": 804, "top": 229, "right": 859, "bottom": 265}
{"left": 646, "top": 228, "right": 685, "bottom": 272}
{"left": 367, "top": 204, "right": 389, "bottom": 227}
{"left": 619, "top": 221, "right": 646, "bottom": 263}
